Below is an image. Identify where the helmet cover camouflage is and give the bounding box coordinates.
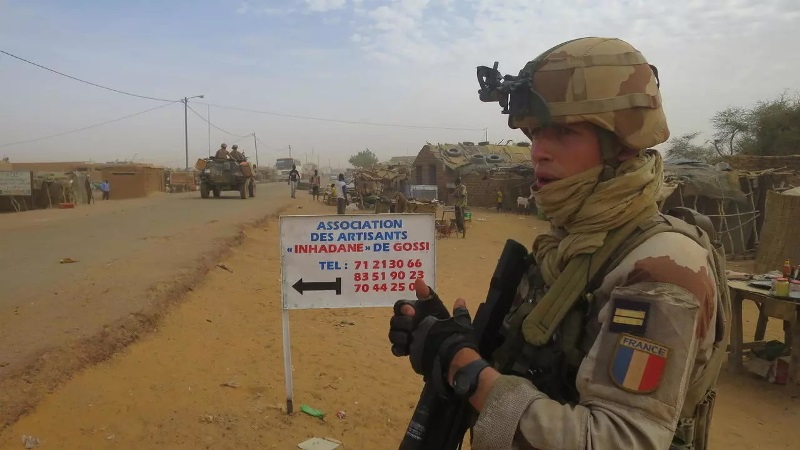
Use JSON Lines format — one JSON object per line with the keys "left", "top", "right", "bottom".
{"left": 511, "top": 37, "right": 669, "bottom": 150}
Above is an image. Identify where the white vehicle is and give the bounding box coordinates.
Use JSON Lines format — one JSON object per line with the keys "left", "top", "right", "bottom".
{"left": 275, "top": 157, "right": 301, "bottom": 182}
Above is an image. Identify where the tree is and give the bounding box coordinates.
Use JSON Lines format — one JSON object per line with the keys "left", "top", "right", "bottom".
{"left": 710, "top": 106, "right": 749, "bottom": 156}
{"left": 664, "top": 131, "right": 716, "bottom": 163}
{"left": 741, "top": 94, "right": 800, "bottom": 156}
{"left": 708, "top": 92, "right": 800, "bottom": 157}
{"left": 348, "top": 148, "right": 379, "bottom": 168}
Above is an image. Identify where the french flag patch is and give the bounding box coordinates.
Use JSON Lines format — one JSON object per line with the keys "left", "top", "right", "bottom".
{"left": 610, "top": 334, "right": 669, "bottom": 394}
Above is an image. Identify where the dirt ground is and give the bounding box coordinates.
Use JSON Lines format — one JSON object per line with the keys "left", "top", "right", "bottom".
{"left": 0, "top": 185, "right": 293, "bottom": 432}
{"left": 0, "top": 195, "right": 797, "bottom": 449}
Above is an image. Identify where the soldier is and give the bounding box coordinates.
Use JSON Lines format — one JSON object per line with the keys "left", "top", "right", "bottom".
{"left": 215, "top": 143, "right": 230, "bottom": 159}
{"left": 229, "top": 144, "right": 244, "bottom": 162}
{"left": 388, "top": 37, "right": 730, "bottom": 450}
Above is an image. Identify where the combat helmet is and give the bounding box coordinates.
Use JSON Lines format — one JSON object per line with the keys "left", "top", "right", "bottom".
{"left": 477, "top": 37, "right": 669, "bottom": 165}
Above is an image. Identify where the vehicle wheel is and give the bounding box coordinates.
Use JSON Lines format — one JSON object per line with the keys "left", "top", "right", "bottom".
{"left": 248, "top": 180, "right": 255, "bottom": 197}
{"left": 213, "top": 187, "right": 221, "bottom": 198}
{"left": 200, "top": 182, "right": 210, "bottom": 199}
{"left": 239, "top": 182, "right": 247, "bottom": 199}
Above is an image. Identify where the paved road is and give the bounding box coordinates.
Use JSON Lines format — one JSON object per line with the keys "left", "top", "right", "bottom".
{"left": 0, "top": 182, "right": 297, "bottom": 377}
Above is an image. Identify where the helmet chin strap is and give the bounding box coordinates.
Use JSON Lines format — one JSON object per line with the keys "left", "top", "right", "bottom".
{"left": 597, "top": 128, "right": 622, "bottom": 182}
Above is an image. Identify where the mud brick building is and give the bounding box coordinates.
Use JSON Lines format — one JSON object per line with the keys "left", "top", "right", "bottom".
{"left": 412, "top": 141, "right": 534, "bottom": 209}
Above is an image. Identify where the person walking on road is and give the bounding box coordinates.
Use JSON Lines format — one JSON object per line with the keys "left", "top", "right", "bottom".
{"left": 335, "top": 173, "right": 347, "bottom": 215}
{"left": 288, "top": 165, "right": 300, "bottom": 198}
{"left": 310, "top": 170, "right": 321, "bottom": 201}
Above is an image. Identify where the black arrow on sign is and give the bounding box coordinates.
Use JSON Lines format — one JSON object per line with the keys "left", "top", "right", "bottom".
{"left": 292, "top": 277, "right": 342, "bottom": 295}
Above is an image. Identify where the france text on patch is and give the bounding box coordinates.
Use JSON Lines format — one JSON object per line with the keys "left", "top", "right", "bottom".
{"left": 609, "top": 298, "right": 650, "bottom": 335}
{"left": 609, "top": 334, "right": 669, "bottom": 394}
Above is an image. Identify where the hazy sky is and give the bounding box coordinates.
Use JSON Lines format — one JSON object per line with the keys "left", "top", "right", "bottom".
{"left": 1, "top": 0, "right": 799, "bottom": 169}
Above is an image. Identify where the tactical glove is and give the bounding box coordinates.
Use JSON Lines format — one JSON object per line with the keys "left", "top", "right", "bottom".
{"left": 409, "top": 306, "right": 478, "bottom": 386}
{"left": 389, "top": 288, "right": 450, "bottom": 357}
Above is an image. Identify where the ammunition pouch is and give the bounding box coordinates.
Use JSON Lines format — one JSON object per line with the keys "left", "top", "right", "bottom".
{"left": 505, "top": 337, "right": 581, "bottom": 404}
{"left": 670, "top": 389, "right": 717, "bottom": 450}
{"left": 494, "top": 295, "right": 587, "bottom": 404}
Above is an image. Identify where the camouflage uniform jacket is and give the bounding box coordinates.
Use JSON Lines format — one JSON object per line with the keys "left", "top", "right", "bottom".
{"left": 471, "top": 229, "right": 722, "bottom": 450}
{"left": 229, "top": 149, "right": 244, "bottom": 161}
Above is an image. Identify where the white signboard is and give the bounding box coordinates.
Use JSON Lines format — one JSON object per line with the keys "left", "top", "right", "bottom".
{"left": 279, "top": 213, "right": 437, "bottom": 310}
{"left": 0, "top": 171, "right": 32, "bottom": 196}
{"left": 278, "top": 212, "right": 436, "bottom": 414}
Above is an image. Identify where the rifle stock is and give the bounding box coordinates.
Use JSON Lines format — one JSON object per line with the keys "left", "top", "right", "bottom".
{"left": 398, "top": 239, "right": 530, "bottom": 450}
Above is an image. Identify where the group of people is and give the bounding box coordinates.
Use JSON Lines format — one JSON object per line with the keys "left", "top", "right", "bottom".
{"left": 290, "top": 166, "right": 348, "bottom": 215}
{"left": 213, "top": 143, "right": 246, "bottom": 162}
{"left": 83, "top": 177, "right": 111, "bottom": 203}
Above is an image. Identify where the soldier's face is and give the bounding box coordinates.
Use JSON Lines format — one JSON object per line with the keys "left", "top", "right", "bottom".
{"left": 526, "top": 123, "right": 602, "bottom": 189}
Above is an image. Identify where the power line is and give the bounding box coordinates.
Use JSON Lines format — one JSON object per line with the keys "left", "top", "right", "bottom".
{"left": 0, "top": 49, "right": 174, "bottom": 103}
{"left": 2, "top": 49, "right": 485, "bottom": 132}
{"left": 0, "top": 101, "right": 179, "bottom": 148}
{"left": 198, "top": 101, "right": 484, "bottom": 131}
{"left": 185, "top": 104, "right": 249, "bottom": 138}
{"left": 255, "top": 136, "right": 289, "bottom": 153}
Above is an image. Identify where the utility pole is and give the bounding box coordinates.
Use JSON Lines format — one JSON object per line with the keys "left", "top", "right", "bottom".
{"left": 182, "top": 94, "right": 204, "bottom": 170}
{"left": 484, "top": 127, "right": 488, "bottom": 142}
{"left": 288, "top": 144, "right": 292, "bottom": 159}
{"left": 207, "top": 104, "right": 211, "bottom": 157}
{"left": 252, "top": 132, "right": 259, "bottom": 167}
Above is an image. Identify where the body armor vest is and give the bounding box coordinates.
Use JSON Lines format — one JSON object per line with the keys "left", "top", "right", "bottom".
{"left": 490, "top": 208, "right": 731, "bottom": 450}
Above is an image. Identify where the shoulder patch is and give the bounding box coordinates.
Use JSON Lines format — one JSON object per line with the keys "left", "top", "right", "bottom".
{"left": 609, "top": 334, "right": 669, "bottom": 394}
{"left": 609, "top": 298, "right": 650, "bottom": 335}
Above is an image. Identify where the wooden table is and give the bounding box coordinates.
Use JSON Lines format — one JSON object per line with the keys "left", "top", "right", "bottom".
{"left": 727, "top": 280, "right": 800, "bottom": 383}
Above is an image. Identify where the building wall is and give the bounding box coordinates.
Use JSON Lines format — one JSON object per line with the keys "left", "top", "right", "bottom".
{"left": 412, "top": 146, "right": 448, "bottom": 199}
{"left": 412, "top": 144, "right": 535, "bottom": 205}
{"left": 461, "top": 173, "right": 534, "bottom": 209}
{"left": 99, "top": 165, "right": 165, "bottom": 200}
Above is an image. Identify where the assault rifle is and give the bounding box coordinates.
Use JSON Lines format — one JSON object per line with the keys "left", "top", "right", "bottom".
{"left": 398, "top": 239, "right": 531, "bottom": 450}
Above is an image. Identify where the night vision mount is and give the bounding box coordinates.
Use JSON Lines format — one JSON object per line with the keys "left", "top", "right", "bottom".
{"left": 476, "top": 61, "right": 551, "bottom": 126}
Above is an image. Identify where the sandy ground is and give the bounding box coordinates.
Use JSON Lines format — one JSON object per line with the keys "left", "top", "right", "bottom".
{"left": 0, "top": 183, "right": 295, "bottom": 429}
{"left": 0, "top": 195, "right": 798, "bottom": 449}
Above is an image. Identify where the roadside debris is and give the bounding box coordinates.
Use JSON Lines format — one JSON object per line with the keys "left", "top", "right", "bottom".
{"left": 21, "top": 435, "right": 40, "bottom": 449}
{"left": 297, "top": 437, "right": 341, "bottom": 450}
{"left": 300, "top": 404, "right": 325, "bottom": 419}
